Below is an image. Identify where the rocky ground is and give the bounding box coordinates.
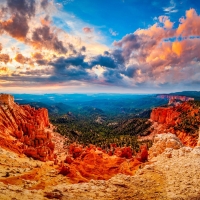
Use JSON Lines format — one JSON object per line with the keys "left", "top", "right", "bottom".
{"left": 1, "top": 133, "right": 200, "bottom": 200}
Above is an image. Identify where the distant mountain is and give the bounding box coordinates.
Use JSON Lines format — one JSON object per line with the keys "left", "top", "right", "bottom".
{"left": 15, "top": 100, "right": 73, "bottom": 115}
{"left": 169, "top": 91, "right": 200, "bottom": 100}
{"left": 13, "top": 93, "right": 168, "bottom": 117}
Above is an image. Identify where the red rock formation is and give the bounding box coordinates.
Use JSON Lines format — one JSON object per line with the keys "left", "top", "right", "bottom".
{"left": 0, "top": 94, "right": 54, "bottom": 161}
{"left": 157, "top": 94, "right": 194, "bottom": 102}
{"left": 150, "top": 107, "right": 180, "bottom": 125}
{"left": 59, "top": 143, "right": 146, "bottom": 183}
{"left": 150, "top": 102, "right": 200, "bottom": 147}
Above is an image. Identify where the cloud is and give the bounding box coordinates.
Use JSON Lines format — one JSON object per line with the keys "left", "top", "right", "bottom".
{"left": 40, "top": 0, "right": 48, "bottom": 10}
{"left": 82, "top": 27, "right": 93, "bottom": 33}
{"left": 109, "top": 29, "right": 118, "bottom": 36}
{"left": 32, "top": 52, "right": 43, "bottom": 60}
{"left": 0, "top": 14, "right": 29, "bottom": 41}
{"left": 7, "top": 0, "right": 36, "bottom": 17}
{"left": 158, "top": 16, "right": 174, "bottom": 29}
{"left": 15, "top": 53, "right": 28, "bottom": 64}
{"left": 0, "top": 0, "right": 36, "bottom": 41}
{"left": 31, "top": 25, "right": 67, "bottom": 54}
{"left": 0, "top": 54, "right": 10, "bottom": 63}
{"left": 0, "top": 66, "right": 10, "bottom": 74}
{"left": 163, "top": 0, "right": 178, "bottom": 14}
{"left": 90, "top": 55, "right": 118, "bottom": 69}
{"left": 49, "top": 55, "right": 89, "bottom": 70}
{"left": 177, "top": 9, "right": 200, "bottom": 36}
{"left": 112, "top": 8, "right": 200, "bottom": 86}
{"left": 0, "top": 2, "right": 200, "bottom": 92}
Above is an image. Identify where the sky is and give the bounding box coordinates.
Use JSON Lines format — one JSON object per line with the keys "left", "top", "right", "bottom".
{"left": 0, "top": 0, "right": 200, "bottom": 93}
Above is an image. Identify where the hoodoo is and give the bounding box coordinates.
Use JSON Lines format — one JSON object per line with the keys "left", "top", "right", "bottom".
{"left": 0, "top": 94, "right": 55, "bottom": 161}
{"left": 0, "top": 94, "right": 15, "bottom": 107}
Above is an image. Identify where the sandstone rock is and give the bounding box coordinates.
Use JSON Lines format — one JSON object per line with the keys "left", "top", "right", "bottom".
{"left": 148, "top": 133, "right": 183, "bottom": 159}
{"left": 114, "top": 146, "right": 133, "bottom": 159}
{"left": 150, "top": 102, "right": 199, "bottom": 147}
{"left": 0, "top": 94, "right": 54, "bottom": 161}
{"left": 135, "top": 144, "right": 148, "bottom": 162}
{"left": 59, "top": 144, "right": 142, "bottom": 183}
{"left": 157, "top": 94, "right": 194, "bottom": 102}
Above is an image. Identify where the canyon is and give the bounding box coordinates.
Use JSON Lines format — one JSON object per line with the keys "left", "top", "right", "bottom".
{"left": 157, "top": 94, "right": 194, "bottom": 102}
{"left": 0, "top": 94, "right": 200, "bottom": 199}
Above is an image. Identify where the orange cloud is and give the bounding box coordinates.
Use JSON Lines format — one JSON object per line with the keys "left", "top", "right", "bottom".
{"left": 40, "top": 16, "right": 51, "bottom": 26}
{"left": 177, "top": 9, "right": 200, "bottom": 36}
{"left": 0, "top": 54, "right": 10, "bottom": 64}
{"left": 172, "top": 41, "right": 182, "bottom": 56}
{"left": 0, "top": 16, "right": 29, "bottom": 41}
{"left": 15, "top": 54, "right": 28, "bottom": 64}
{"left": 158, "top": 16, "right": 174, "bottom": 29}
{"left": 114, "top": 8, "right": 200, "bottom": 85}
{"left": 32, "top": 52, "right": 44, "bottom": 60}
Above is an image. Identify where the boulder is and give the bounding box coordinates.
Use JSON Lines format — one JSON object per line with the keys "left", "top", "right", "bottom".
{"left": 148, "top": 133, "right": 183, "bottom": 159}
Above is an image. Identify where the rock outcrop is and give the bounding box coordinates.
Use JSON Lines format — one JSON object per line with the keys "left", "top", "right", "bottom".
{"left": 0, "top": 94, "right": 54, "bottom": 161}
{"left": 157, "top": 94, "right": 194, "bottom": 102}
{"left": 59, "top": 143, "right": 148, "bottom": 183}
{"left": 150, "top": 102, "right": 200, "bottom": 147}
{"left": 148, "top": 133, "right": 183, "bottom": 159}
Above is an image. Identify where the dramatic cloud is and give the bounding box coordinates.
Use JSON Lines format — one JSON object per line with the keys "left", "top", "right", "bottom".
{"left": 0, "top": 14, "right": 29, "bottom": 40}
{"left": 0, "top": 2, "right": 200, "bottom": 92}
{"left": 0, "top": 0, "right": 36, "bottom": 40}
{"left": 90, "top": 55, "right": 118, "bottom": 69}
{"left": 49, "top": 55, "right": 89, "bottom": 70}
{"left": 31, "top": 25, "right": 67, "bottom": 54}
{"left": 7, "top": 0, "right": 36, "bottom": 17}
{"left": 112, "top": 8, "right": 200, "bottom": 85}
{"left": 177, "top": 9, "right": 200, "bottom": 36}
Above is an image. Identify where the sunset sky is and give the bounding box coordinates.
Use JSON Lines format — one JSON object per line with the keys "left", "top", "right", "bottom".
{"left": 0, "top": 0, "right": 200, "bottom": 93}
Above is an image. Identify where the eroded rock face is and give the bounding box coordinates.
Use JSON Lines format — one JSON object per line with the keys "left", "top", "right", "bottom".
{"left": 157, "top": 94, "right": 194, "bottom": 102}
{"left": 148, "top": 133, "right": 183, "bottom": 159}
{"left": 151, "top": 107, "right": 180, "bottom": 125}
{"left": 59, "top": 143, "right": 148, "bottom": 183}
{"left": 0, "top": 94, "right": 54, "bottom": 161}
{"left": 150, "top": 102, "right": 200, "bottom": 147}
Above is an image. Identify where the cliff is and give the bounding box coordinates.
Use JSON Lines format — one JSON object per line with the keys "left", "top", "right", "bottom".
{"left": 157, "top": 94, "right": 194, "bottom": 102}
{"left": 0, "top": 94, "right": 55, "bottom": 161}
{"left": 59, "top": 143, "right": 148, "bottom": 183}
{"left": 150, "top": 102, "right": 200, "bottom": 147}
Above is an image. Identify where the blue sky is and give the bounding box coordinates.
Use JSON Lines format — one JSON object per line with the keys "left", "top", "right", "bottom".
{"left": 0, "top": 0, "right": 200, "bottom": 93}
{"left": 57, "top": 0, "right": 200, "bottom": 44}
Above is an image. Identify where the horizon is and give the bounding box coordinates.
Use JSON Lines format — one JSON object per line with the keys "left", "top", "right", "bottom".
{"left": 2, "top": 90, "right": 199, "bottom": 96}
{"left": 0, "top": 0, "right": 200, "bottom": 93}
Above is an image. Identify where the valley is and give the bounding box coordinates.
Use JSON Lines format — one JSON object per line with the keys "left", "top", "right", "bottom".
{"left": 0, "top": 92, "right": 200, "bottom": 199}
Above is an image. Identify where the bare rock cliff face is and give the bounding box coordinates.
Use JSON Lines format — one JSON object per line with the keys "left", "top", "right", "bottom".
{"left": 150, "top": 102, "right": 200, "bottom": 147}
{"left": 157, "top": 94, "right": 194, "bottom": 102}
{"left": 59, "top": 143, "right": 148, "bottom": 183}
{"left": 0, "top": 94, "right": 54, "bottom": 161}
